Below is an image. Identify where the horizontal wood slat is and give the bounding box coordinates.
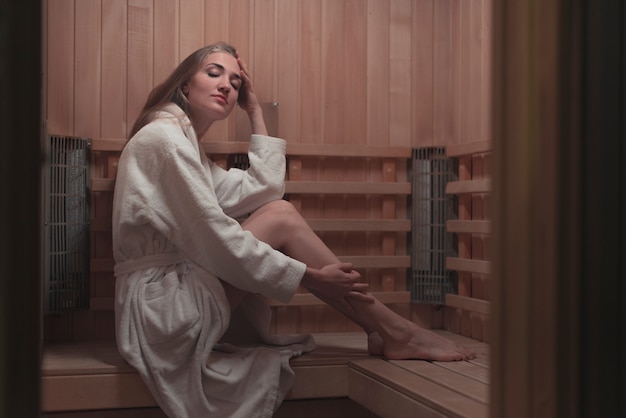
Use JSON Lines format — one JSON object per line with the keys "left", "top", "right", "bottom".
{"left": 306, "top": 219, "right": 411, "bottom": 232}
{"left": 91, "top": 256, "right": 410, "bottom": 274}
{"left": 285, "top": 181, "right": 411, "bottom": 195}
{"left": 90, "top": 218, "right": 411, "bottom": 233}
{"left": 90, "top": 291, "right": 411, "bottom": 311}
{"left": 446, "top": 257, "right": 491, "bottom": 275}
{"left": 349, "top": 358, "right": 488, "bottom": 418}
{"left": 446, "top": 220, "right": 491, "bottom": 234}
{"left": 42, "top": 374, "right": 155, "bottom": 411}
{"left": 445, "top": 294, "right": 490, "bottom": 316}
{"left": 265, "top": 291, "right": 411, "bottom": 307}
{"left": 445, "top": 141, "right": 492, "bottom": 157}
{"left": 92, "top": 179, "right": 412, "bottom": 195}
{"left": 445, "top": 179, "right": 492, "bottom": 195}
{"left": 91, "top": 138, "right": 413, "bottom": 158}
{"left": 340, "top": 255, "right": 411, "bottom": 268}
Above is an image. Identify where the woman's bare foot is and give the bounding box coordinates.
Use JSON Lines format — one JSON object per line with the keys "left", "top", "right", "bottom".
{"left": 368, "top": 327, "right": 476, "bottom": 362}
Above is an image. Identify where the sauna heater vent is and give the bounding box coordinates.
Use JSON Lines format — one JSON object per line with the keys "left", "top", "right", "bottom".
{"left": 43, "top": 135, "right": 91, "bottom": 314}
{"left": 410, "top": 147, "right": 457, "bottom": 304}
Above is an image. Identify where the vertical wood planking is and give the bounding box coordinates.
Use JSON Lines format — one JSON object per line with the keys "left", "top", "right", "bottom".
{"left": 432, "top": 0, "right": 452, "bottom": 146}
{"left": 481, "top": 0, "right": 493, "bottom": 144}
{"left": 343, "top": 0, "right": 367, "bottom": 144}
{"left": 299, "top": 0, "right": 322, "bottom": 144}
{"left": 321, "top": 0, "right": 345, "bottom": 144}
{"left": 180, "top": 0, "right": 204, "bottom": 60}
{"left": 449, "top": 0, "right": 461, "bottom": 145}
{"left": 46, "top": 0, "right": 75, "bottom": 136}
{"left": 389, "top": 0, "right": 412, "bottom": 146}
{"left": 459, "top": 0, "right": 471, "bottom": 140}
{"left": 276, "top": 0, "right": 300, "bottom": 141}
{"left": 204, "top": 0, "right": 229, "bottom": 44}
{"left": 469, "top": 0, "right": 484, "bottom": 142}
{"left": 154, "top": 0, "right": 179, "bottom": 86}
{"left": 102, "top": 0, "right": 128, "bottom": 138}
{"left": 74, "top": 0, "right": 102, "bottom": 138}
{"left": 366, "top": 0, "right": 390, "bottom": 145}
{"left": 251, "top": 0, "right": 275, "bottom": 103}
{"left": 127, "top": 0, "right": 154, "bottom": 135}
{"left": 411, "top": 0, "right": 434, "bottom": 147}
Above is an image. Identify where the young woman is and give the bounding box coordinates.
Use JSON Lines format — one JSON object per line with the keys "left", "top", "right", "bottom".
{"left": 113, "top": 41, "right": 475, "bottom": 418}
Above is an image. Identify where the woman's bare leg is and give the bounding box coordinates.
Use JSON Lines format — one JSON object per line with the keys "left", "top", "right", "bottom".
{"left": 240, "top": 200, "right": 475, "bottom": 361}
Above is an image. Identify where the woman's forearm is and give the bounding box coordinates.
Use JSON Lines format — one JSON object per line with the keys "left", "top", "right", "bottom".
{"left": 248, "top": 108, "right": 268, "bottom": 136}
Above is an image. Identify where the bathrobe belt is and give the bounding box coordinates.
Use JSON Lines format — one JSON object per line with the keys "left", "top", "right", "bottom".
{"left": 114, "top": 252, "right": 186, "bottom": 277}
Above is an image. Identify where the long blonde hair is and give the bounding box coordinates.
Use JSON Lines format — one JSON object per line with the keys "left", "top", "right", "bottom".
{"left": 129, "top": 41, "right": 238, "bottom": 138}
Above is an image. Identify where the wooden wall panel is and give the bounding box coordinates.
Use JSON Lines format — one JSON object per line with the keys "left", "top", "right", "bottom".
{"left": 389, "top": 0, "right": 412, "bottom": 146}
{"left": 46, "top": 0, "right": 74, "bottom": 135}
{"left": 74, "top": 1, "right": 102, "bottom": 138}
{"left": 343, "top": 0, "right": 368, "bottom": 144}
{"left": 101, "top": 0, "right": 128, "bottom": 138}
{"left": 127, "top": 0, "right": 154, "bottom": 134}
{"left": 299, "top": 0, "right": 322, "bottom": 144}
{"left": 276, "top": 0, "right": 300, "bottom": 141}
{"left": 153, "top": 0, "right": 180, "bottom": 85}
{"left": 366, "top": 0, "right": 390, "bottom": 146}
{"left": 45, "top": 0, "right": 491, "bottom": 145}
{"left": 411, "top": 0, "right": 434, "bottom": 146}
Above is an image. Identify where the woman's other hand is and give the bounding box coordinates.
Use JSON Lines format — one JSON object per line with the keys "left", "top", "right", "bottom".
{"left": 236, "top": 53, "right": 268, "bottom": 135}
{"left": 302, "top": 263, "right": 375, "bottom": 312}
{"left": 236, "top": 54, "right": 261, "bottom": 114}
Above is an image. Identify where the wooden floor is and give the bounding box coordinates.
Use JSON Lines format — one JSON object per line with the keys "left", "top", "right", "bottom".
{"left": 42, "top": 331, "right": 489, "bottom": 418}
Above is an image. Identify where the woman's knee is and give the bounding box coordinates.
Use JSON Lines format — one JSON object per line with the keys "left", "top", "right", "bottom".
{"left": 259, "top": 200, "right": 302, "bottom": 226}
{"left": 242, "top": 199, "right": 306, "bottom": 239}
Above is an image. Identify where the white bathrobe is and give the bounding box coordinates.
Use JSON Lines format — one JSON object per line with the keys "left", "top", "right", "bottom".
{"left": 112, "top": 104, "right": 315, "bottom": 418}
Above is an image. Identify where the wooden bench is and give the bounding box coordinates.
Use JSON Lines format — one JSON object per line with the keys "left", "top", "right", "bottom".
{"left": 42, "top": 141, "right": 490, "bottom": 417}
{"left": 41, "top": 331, "right": 489, "bottom": 417}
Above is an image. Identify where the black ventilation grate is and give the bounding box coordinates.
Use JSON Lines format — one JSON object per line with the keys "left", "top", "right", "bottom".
{"left": 410, "top": 147, "right": 457, "bottom": 304}
{"left": 43, "top": 135, "right": 91, "bottom": 314}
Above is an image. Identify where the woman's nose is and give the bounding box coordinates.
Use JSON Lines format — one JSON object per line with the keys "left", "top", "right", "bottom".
{"left": 218, "top": 81, "right": 230, "bottom": 93}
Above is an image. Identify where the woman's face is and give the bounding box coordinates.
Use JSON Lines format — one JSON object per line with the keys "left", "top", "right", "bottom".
{"left": 184, "top": 52, "right": 242, "bottom": 123}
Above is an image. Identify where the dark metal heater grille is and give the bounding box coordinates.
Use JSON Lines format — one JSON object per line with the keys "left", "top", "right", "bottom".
{"left": 43, "top": 136, "right": 91, "bottom": 314}
{"left": 410, "top": 147, "right": 457, "bottom": 303}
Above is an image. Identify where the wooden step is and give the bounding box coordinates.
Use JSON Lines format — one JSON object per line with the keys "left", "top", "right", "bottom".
{"left": 41, "top": 331, "right": 489, "bottom": 417}
{"left": 349, "top": 331, "right": 489, "bottom": 418}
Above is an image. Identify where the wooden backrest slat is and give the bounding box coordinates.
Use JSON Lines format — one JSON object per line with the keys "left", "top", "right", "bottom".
{"left": 286, "top": 181, "right": 411, "bottom": 195}
{"left": 91, "top": 138, "right": 412, "bottom": 159}
{"left": 307, "top": 219, "right": 411, "bottom": 232}
{"left": 445, "top": 257, "right": 491, "bottom": 275}
{"left": 445, "top": 179, "right": 492, "bottom": 195}
{"left": 446, "top": 220, "right": 491, "bottom": 235}
{"left": 445, "top": 141, "right": 492, "bottom": 157}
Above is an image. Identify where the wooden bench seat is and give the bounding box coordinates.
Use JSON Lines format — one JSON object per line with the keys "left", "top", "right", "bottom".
{"left": 42, "top": 331, "right": 488, "bottom": 418}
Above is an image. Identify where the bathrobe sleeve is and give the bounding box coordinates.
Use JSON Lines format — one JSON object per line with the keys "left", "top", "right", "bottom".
{"left": 117, "top": 120, "right": 305, "bottom": 303}
{"left": 209, "top": 135, "right": 287, "bottom": 219}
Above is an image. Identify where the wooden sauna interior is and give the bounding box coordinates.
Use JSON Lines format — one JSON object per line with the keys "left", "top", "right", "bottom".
{"left": 1, "top": 0, "right": 624, "bottom": 417}
{"left": 42, "top": 0, "right": 493, "bottom": 342}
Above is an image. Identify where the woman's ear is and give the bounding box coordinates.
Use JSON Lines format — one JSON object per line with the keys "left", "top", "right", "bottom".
{"left": 182, "top": 84, "right": 189, "bottom": 95}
